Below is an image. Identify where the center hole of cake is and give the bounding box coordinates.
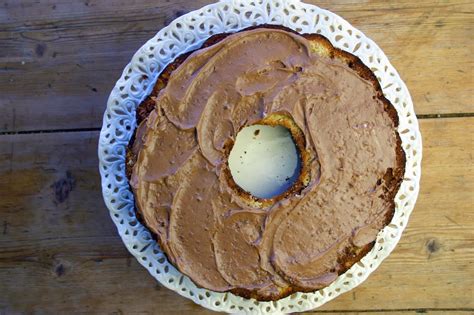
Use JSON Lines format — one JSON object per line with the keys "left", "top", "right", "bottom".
{"left": 228, "top": 124, "right": 301, "bottom": 199}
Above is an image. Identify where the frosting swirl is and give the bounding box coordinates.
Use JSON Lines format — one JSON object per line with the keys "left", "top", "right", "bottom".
{"left": 130, "top": 27, "right": 404, "bottom": 300}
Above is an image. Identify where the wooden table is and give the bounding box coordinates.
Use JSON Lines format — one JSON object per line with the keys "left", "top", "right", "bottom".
{"left": 1, "top": 1, "right": 473, "bottom": 314}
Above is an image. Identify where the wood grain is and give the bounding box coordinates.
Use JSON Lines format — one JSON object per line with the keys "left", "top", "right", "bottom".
{"left": 0, "top": 0, "right": 472, "bottom": 132}
{"left": 0, "top": 118, "right": 472, "bottom": 314}
{"left": 1, "top": 0, "right": 472, "bottom": 313}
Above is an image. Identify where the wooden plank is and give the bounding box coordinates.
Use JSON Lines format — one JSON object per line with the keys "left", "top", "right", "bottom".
{"left": 0, "top": 117, "right": 472, "bottom": 313}
{"left": 319, "top": 0, "right": 474, "bottom": 117}
{"left": 0, "top": 0, "right": 212, "bottom": 133}
{"left": 0, "top": 0, "right": 472, "bottom": 133}
{"left": 316, "top": 117, "right": 474, "bottom": 311}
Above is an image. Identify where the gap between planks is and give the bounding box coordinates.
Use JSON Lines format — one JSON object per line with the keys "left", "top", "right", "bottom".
{"left": 0, "top": 113, "right": 473, "bottom": 136}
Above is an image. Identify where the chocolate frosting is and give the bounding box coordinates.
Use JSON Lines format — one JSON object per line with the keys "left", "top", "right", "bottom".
{"left": 130, "top": 28, "right": 403, "bottom": 300}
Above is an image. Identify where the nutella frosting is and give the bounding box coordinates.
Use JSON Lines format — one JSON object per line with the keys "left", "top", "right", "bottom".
{"left": 130, "top": 28, "right": 404, "bottom": 300}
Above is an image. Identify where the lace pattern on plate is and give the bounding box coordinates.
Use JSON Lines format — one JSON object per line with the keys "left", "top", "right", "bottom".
{"left": 98, "top": 0, "right": 422, "bottom": 313}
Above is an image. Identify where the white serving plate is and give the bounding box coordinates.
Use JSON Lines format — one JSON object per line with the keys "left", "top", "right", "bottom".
{"left": 98, "top": 0, "right": 422, "bottom": 313}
